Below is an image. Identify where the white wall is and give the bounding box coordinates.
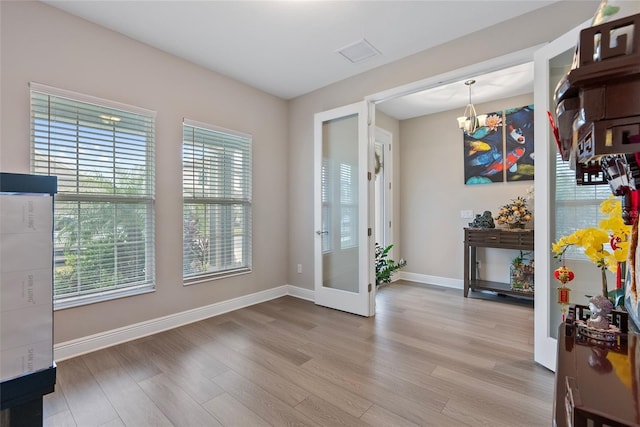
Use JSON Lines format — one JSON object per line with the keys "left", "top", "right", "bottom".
{"left": 287, "top": 1, "right": 599, "bottom": 291}
{"left": 0, "top": 1, "right": 289, "bottom": 343}
{"left": 399, "top": 93, "right": 534, "bottom": 286}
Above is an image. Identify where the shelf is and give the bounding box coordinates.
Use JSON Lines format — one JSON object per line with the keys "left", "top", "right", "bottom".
{"left": 463, "top": 227, "right": 534, "bottom": 300}
{"left": 469, "top": 280, "right": 534, "bottom": 299}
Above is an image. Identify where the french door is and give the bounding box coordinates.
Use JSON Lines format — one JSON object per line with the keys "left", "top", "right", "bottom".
{"left": 533, "top": 19, "right": 590, "bottom": 371}
{"left": 313, "top": 102, "right": 374, "bottom": 316}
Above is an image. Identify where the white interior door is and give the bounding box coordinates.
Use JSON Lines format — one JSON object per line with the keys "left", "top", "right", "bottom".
{"left": 533, "top": 19, "right": 589, "bottom": 372}
{"left": 314, "top": 101, "right": 374, "bottom": 316}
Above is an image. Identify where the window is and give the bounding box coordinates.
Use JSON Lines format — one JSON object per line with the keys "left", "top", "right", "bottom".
{"left": 554, "top": 152, "right": 611, "bottom": 260}
{"left": 182, "top": 120, "right": 252, "bottom": 282}
{"left": 339, "top": 162, "right": 358, "bottom": 249}
{"left": 320, "top": 159, "right": 359, "bottom": 253}
{"left": 30, "top": 83, "right": 156, "bottom": 308}
{"left": 320, "top": 159, "right": 331, "bottom": 253}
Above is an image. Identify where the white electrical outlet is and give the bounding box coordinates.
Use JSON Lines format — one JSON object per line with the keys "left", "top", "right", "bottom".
{"left": 297, "top": 264, "right": 302, "bottom": 274}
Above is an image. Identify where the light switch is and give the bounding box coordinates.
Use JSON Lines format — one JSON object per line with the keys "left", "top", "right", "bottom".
{"left": 460, "top": 210, "right": 474, "bottom": 219}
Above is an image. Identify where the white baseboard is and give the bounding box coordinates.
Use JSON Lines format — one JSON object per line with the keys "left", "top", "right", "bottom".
{"left": 54, "top": 284, "right": 315, "bottom": 362}
{"left": 399, "top": 271, "right": 463, "bottom": 289}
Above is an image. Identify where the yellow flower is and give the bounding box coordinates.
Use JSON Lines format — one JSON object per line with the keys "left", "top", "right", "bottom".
{"left": 551, "top": 197, "right": 631, "bottom": 273}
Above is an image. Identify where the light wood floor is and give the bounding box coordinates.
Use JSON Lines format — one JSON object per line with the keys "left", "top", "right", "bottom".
{"left": 43, "top": 281, "right": 554, "bottom": 427}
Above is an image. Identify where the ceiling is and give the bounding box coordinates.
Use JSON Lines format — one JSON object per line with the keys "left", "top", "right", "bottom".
{"left": 43, "top": 1, "right": 553, "bottom": 117}
{"left": 376, "top": 61, "right": 534, "bottom": 120}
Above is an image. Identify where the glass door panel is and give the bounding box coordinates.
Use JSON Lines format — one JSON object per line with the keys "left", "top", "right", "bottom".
{"left": 314, "top": 102, "right": 372, "bottom": 316}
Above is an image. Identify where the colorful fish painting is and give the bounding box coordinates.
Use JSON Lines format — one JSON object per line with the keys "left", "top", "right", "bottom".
{"left": 505, "top": 105, "right": 534, "bottom": 182}
{"left": 464, "top": 110, "right": 503, "bottom": 184}
{"left": 469, "top": 147, "right": 501, "bottom": 167}
{"left": 482, "top": 147, "right": 525, "bottom": 176}
{"left": 464, "top": 105, "right": 534, "bottom": 185}
{"left": 467, "top": 140, "right": 491, "bottom": 156}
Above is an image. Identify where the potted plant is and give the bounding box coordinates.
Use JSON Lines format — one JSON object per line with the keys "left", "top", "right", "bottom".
{"left": 375, "top": 243, "right": 407, "bottom": 286}
{"left": 510, "top": 250, "right": 534, "bottom": 292}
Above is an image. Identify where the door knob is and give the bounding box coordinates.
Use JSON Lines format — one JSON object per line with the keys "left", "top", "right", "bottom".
{"left": 316, "top": 230, "right": 328, "bottom": 235}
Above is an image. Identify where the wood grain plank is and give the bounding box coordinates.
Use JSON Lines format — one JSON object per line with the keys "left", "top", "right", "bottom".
{"left": 294, "top": 394, "right": 371, "bottom": 427}
{"left": 138, "top": 373, "right": 223, "bottom": 426}
{"left": 81, "top": 349, "right": 173, "bottom": 426}
{"left": 236, "top": 342, "right": 373, "bottom": 418}
{"left": 300, "top": 356, "right": 447, "bottom": 426}
{"left": 42, "top": 380, "right": 70, "bottom": 419}
{"left": 213, "top": 370, "right": 320, "bottom": 426}
{"left": 130, "top": 333, "right": 227, "bottom": 404}
{"left": 431, "top": 365, "right": 552, "bottom": 424}
{"left": 202, "top": 393, "right": 271, "bottom": 427}
{"left": 178, "top": 325, "right": 310, "bottom": 406}
{"left": 103, "top": 339, "right": 162, "bottom": 383}
{"left": 96, "top": 418, "right": 125, "bottom": 427}
{"left": 359, "top": 405, "right": 422, "bottom": 427}
{"left": 43, "top": 410, "right": 77, "bottom": 427}
{"left": 53, "top": 357, "right": 120, "bottom": 427}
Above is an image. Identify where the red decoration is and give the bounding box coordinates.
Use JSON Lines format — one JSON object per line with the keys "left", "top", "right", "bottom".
{"left": 547, "top": 111, "right": 561, "bottom": 152}
{"left": 553, "top": 265, "right": 575, "bottom": 284}
{"left": 557, "top": 286, "right": 571, "bottom": 304}
{"left": 554, "top": 264, "right": 574, "bottom": 322}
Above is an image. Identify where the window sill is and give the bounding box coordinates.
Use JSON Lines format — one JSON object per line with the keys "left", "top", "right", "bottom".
{"left": 183, "top": 268, "right": 251, "bottom": 286}
{"left": 54, "top": 285, "right": 155, "bottom": 310}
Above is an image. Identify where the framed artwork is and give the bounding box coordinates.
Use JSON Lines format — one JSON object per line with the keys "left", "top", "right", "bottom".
{"left": 463, "top": 104, "right": 534, "bottom": 184}
{"left": 505, "top": 105, "right": 534, "bottom": 182}
{"left": 464, "top": 111, "right": 504, "bottom": 185}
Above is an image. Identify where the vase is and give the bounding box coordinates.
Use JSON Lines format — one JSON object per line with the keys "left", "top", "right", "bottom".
{"left": 508, "top": 223, "right": 525, "bottom": 229}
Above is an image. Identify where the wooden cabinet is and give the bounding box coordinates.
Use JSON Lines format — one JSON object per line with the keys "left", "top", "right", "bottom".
{"left": 463, "top": 227, "right": 534, "bottom": 298}
{"left": 554, "top": 309, "right": 639, "bottom": 427}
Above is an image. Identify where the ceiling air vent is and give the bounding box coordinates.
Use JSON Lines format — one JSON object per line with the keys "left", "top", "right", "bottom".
{"left": 336, "top": 39, "right": 381, "bottom": 64}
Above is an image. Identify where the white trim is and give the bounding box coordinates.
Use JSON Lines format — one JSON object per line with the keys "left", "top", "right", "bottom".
{"left": 29, "top": 82, "right": 156, "bottom": 117}
{"left": 365, "top": 45, "right": 544, "bottom": 106}
{"left": 286, "top": 285, "right": 315, "bottom": 301}
{"left": 399, "top": 271, "right": 463, "bottom": 290}
{"left": 183, "top": 118, "right": 252, "bottom": 139}
{"left": 54, "top": 285, "right": 312, "bottom": 361}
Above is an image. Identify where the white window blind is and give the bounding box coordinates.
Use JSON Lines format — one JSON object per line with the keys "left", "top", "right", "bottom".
{"left": 30, "top": 83, "right": 156, "bottom": 308}
{"left": 339, "top": 162, "right": 357, "bottom": 249}
{"left": 554, "top": 152, "right": 611, "bottom": 260}
{"left": 321, "top": 159, "right": 331, "bottom": 253}
{"left": 182, "top": 120, "right": 252, "bottom": 282}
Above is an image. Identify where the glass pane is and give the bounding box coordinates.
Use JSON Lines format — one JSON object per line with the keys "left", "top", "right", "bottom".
{"left": 54, "top": 200, "right": 152, "bottom": 299}
{"left": 183, "top": 202, "right": 250, "bottom": 278}
{"left": 321, "top": 114, "right": 360, "bottom": 293}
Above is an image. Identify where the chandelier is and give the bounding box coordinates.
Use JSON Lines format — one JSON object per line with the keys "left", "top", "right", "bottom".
{"left": 457, "top": 79, "right": 487, "bottom": 134}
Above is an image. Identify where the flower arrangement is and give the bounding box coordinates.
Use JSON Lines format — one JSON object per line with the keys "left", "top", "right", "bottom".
{"left": 495, "top": 196, "right": 532, "bottom": 228}
{"left": 551, "top": 197, "right": 631, "bottom": 299}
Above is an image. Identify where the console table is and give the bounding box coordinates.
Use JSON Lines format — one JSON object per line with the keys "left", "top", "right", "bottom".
{"left": 463, "top": 227, "right": 534, "bottom": 298}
